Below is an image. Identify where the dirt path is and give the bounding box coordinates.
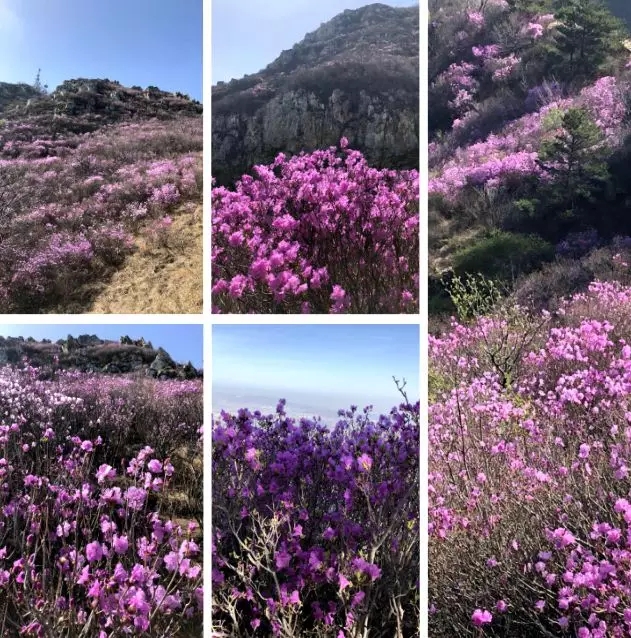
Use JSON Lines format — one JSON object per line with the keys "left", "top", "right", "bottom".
{"left": 89, "top": 204, "right": 203, "bottom": 314}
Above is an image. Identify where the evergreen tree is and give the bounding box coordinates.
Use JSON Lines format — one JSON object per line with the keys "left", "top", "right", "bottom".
{"left": 551, "top": 0, "right": 626, "bottom": 82}
{"left": 537, "top": 107, "right": 610, "bottom": 228}
{"left": 505, "top": 0, "right": 552, "bottom": 13}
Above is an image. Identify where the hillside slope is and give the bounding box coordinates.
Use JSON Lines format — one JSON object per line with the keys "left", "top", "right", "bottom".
{"left": 87, "top": 204, "right": 203, "bottom": 314}
{"left": 0, "top": 78, "right": 202, "bottom": 314}
{"left": 428, "top": 0, "right": 631, "bottom": 319}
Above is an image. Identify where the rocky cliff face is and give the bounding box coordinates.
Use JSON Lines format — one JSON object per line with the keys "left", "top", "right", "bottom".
{"left": 212, "top": 3, "right": 419, "bottom": 185}
{"left": 0, "top": 82, "right": 40, "bottom": 114}
{"left": 0, "top": 334, "right": 201, "bottom": 380}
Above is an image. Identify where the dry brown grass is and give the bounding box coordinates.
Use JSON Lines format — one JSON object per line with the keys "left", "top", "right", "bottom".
{"left": 430, "top": 217, "right": 486, "bottom": 275}
{"left": 88, "top": 204, "right": 203, "bottom": 314}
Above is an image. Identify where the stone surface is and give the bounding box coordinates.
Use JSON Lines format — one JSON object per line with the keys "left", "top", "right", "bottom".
{"left": 0, "top": 78, "right": 202, "bottom": 142}
{"left": 212, "top": 3, "right": 419, "bottom": 185}
{"left": 0, "top": 335, "right": 202, "bottom": 379}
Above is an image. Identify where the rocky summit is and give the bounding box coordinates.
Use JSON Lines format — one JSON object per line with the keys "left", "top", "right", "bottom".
{"left": 0, "top": 78, "right": 202, "bottom": 140}
{"left": 212, "top": 2, "right": 419, "bottom": 185}
{"left": 0, "top": 334, "right": 201, "bottom": 380}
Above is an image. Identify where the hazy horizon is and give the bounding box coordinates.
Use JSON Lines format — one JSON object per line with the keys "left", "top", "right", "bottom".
{"left": 212, "top": 324, "right": 419, "bottom": 423}
{"left": 213, "top": 381, "right": 406, "bottom": 424}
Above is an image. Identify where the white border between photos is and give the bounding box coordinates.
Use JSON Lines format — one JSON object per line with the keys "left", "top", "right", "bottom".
{"left": 203, "top": 0, "right": 213, "bottom": 632}
{"left": 419, "top": 3, "right": 428, "bottom": 636}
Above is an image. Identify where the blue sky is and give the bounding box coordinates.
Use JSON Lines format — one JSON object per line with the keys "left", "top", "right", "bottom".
{"left": 0, "top": 325, "right": 203, "bottom": 368}
{"left": 212, "top": 0, "right": 419, "bottom": 83}
{"left": 212, "top": 325, "right": 419, "bottom": 421}
{"left": 0, "top": 0, "right": 202, "bottom": 100}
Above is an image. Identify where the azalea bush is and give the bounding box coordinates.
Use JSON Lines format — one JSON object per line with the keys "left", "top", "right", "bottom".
{"left": 429, "top": 76, "right": 627, "bottom": 201}
{"left": 0, "top": 363, "right": 203, "bottom": 636}
{"left": 212, "top": 396, "right": 419, "bottom": 637}
{"left": 429, "top": 0, "right": 629, "bottom": 204}
{"left": 429, "top": 271, "right": 631, "bottom": 636}
{"left": 0, "top": 116, "right": 202, "bottom": 312}
{"left": 429, "top": 0, "right": 631, "bottom": 319}
{"left": 211, "top": 140, "right": 419, "bottom": 314}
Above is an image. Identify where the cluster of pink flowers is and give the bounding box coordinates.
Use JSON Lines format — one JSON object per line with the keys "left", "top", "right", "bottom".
{"left": 435, "top": 29, "right": 526, "bottom": 124}
{"left": 579, "top": 76, "right": 627, "bottom": 139}
{"left": 211, "top": 140, "right": 419, "bottom": 313}
{"left": 0, "top": 363, "right": 203, "bottom": 635}
{"left": 212, "top": 399, "right": 419, "bottom": 636}
{"left": 486, "top": 53, "right": 521, "bottom": 81}
{"left": 524, "top": 22, "right": 545, "bottom": 39}
{"left": 429, "top": 275, "right": 631, "bottom": 635}
{"left": 429, "top": 75, "right": 627, "bottom": 200}
{"left": 522, "top": 14, "right": 554, "bottom": 40}
{"left": 430, "top": 0, "right": 631, "bottom": 204}
{"left": 0, "top": 117, "right": 202, "bottom": 312}
{"left": 467, "top": 12, "right": 485, "bottom": 28}
{"left": 149, "top": 183, "right": 181, "bottom": 207}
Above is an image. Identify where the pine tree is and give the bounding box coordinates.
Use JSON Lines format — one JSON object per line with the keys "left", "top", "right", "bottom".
{"left": 551, "top": 0, "right": 626, "bottom": 82}
{"left": 505, "top": 0, "right": 552, "bottom": 13}
{"left": 537, "top": 107, "right": 610, "bottom": 221}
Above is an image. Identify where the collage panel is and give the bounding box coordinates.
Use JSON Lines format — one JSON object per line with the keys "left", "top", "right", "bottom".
{"left": 0, "top": 0, "right": 202, "bottom": 314}
{"left": 211, "top": 324, "right": 420, "bottom": 636}
{"left": 429, "top": 0, "right": 631, "bottom": 636}
{"left": 0, "top": 323, "right": 203, "bottom": 635}
{"left": 211, "top": 1, "right": 420, "bottom": 314}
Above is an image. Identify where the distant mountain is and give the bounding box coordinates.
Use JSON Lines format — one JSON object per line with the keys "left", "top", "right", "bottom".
{"left": 0, "top": 334, "right": 201, "bottom": 379}
{"left": 212, "top": 3, "right": 419, "bottom": 185}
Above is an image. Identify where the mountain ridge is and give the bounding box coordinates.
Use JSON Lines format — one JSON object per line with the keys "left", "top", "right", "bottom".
{"left": 0, "top": 78, "right": 202, "bottom": 144}
{"left": 212, "top": 2, "right": 419, "bottom": 185}
{"left": 0, "top": 334, "right": 202, "bottom": 379}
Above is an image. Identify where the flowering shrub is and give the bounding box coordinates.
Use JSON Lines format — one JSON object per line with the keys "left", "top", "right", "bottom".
{"left": 212, "top": 397, "right": 419, "bottom": 636}
{"left": 0, "top": 363, "right": 203, "bottom": 635}
{"left": 429, "top": 274, "right": 631, "bottom": 636}
{"left": 429, "top": 75, "right": 627, "bottom": 200}
{"left": 211, "top": 140, "right": 419, "bottom": 313}
{"left": 0, "top": 116, "right": 202, "bottom": 312}
{"left": 556, "top": 229, "right": 601, "bottom": 258}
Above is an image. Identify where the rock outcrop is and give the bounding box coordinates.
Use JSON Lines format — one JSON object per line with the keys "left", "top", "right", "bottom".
{"left": 0, "top": 78, "right": 202, "bottom": 142}
{"left": 0, "top": 82, "right": 40, "bottom": 114}
{"left": 0, "top": 335, "right": 202, "bottom": 379}
{"left": 212, "top": 3, "right": 419, "bottom": 185}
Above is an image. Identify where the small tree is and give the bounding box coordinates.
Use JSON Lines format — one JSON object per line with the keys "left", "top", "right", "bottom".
{"left": 537, "top": 107, "right": 610, "bottom": 222}
{"left": 506, "top": 0, "right": 552, "bottom": 12}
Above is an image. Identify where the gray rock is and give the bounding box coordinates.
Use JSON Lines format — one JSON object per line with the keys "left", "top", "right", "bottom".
{"left": 0, "top": 334, "right": 201, "bottom": 379}
{"left": 212, "top": 3, "right": 419, "bottom": 185}
{"left": 148, "top": 347, "right": 178, "bottom": 378}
